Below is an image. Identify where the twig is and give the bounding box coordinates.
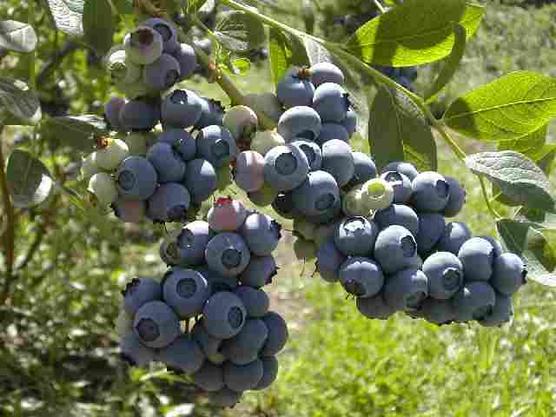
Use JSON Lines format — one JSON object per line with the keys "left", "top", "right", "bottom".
{"left": 372, "top": 0, "right": 386, "bottom": 14}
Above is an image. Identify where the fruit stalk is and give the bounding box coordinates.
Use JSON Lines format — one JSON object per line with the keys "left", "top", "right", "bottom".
{"left": 0, "top": 126, "right": 16, "bottom": 301}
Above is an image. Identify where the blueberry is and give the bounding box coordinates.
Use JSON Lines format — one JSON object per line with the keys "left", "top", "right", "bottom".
{"left": 314, "top": 222, "right": 338, "bottom": 247}
{"left": 416, "top": 213, "right": 445, "bottom": 255}
{"left": 313, "top": 82, "right": 350, "bottom": 122}
{"left": 248, "top": 184, "right": 278, "bottom": 207}
{"left": 339, "top": 257, "right": 384, "bottom": 298}
{"left": 452, "top": 281, "right": 496, "bottom": 322}
{"left": 143, "top": 53, "right": 180, "bottom": 91}
{"left": 198, "top": 266, "right": 239, "bottom": 294}
{"left": 250, "top": 130, "right": 286, "bottom": 156}
{"left": 356, "top": 294, "right": 396, "bottom": 320}
{"left": 157, "top": 335, "right": 205, "bottom": 374}
{"left": 240, "top": 212, "right": 281, "bottom": 256}
{"left": 141, "top": 18, "right": 179, "bottom": 53}
{"left": 316, "top": 123, "right": 350, "bottom": 145}
{"left": 233, "top": 286, "right": 270, "bottom": 318}
{"left": 116, "top": 156, "right": 158, "bottom": 200}
{"left": 277, "top": 67, "right": 315, "bottom": 108}
{"left": 374, "top": 225, "right": 419, "bottom": 274}
{"left": 348, "top": 152, "right": 377, "bottom": 187}
{"left": 316, "top": 239, "right": 345, "bottom": 283}
{"left": 208, "top": 388, "right": 243, "bottom": 407}
{"left": 146, "top": 142, "right": 185, "bottom": 183}
{"left": 123, "top": 131, "right": 157, "bottom": 156}
{"left": 173, "top": 43, "right": 197, "bottom": 80}
{"left": 120, "top": 99, "right": 159, "bottom": 131}
{"left": 220, "top": 318, "right": 268, "bottom": 365}
{"left": 342, "top": 107, "right": 357, "bottom": 136}
{"left": 382, "top": 161, "right": 419, "bottom": 181}
{"left": 334, "top": 216, "right": 378, "bottom": 256}
{"left": 175, "top": 220, "right": 211, "bottom": 266}
{"left": 123, "top": 26, "right": 163, "bottom": 65}
{"left": 310, "top": 62, "right": 344, "bottom": 86}
{"left": 290, "top": 140, "right": 322, "bottom": 171}
{"left": 133, "top": 301, "right": 180, "bottom": 348}
{"left": 260, "top": 312, "right": 288, "bottom": 356}
{"left": 205, "top": 233, "right": 251, "bottom": 277}
{"left": 239, "top": 256, "right": 278, "bottom": 288}
{"left": 436, "top": 221, "right": 471, "bottom": 254}
{"left": 272, "top": 191, "right": 297, "bottom": 219}
{"left": 480, "top": 236, "right": 504, "bottom": 257}
{"left": 384, "top": 268, "right": 428, "bottom": 310}
{"left": 443, "top": 176, "right": 466, "bottom": 217}
{"left": 147, "top": 183, "right": 190, "bottom": 222}
{"left": 159, "top": 232, "right": 182, "bottom": 266}
{"left": 193, "top": 362, "right": 225, "bottom": 392}
{"left": 411, "top": 171, "right": 450, "bottom": 212}
{"left": 244, "top": 92, "right": 283, "bottom": 123}
{"left": 458, "top": 237, "right": 496, "bottom": 281}
{"left": 374, "top": 204, "right": 419, "bottom": 236}
{"left": 380, "top": 171, "right": 412, "bottom": 204}
{"left": 122, "top": 277, "right": 161, "bottom": 315}
{"left": 306, "top": 199, "right": 341, "bottom": 225}
{"left": 321, "top": 139, "right": 355, "bottom": 187}
{"left": 184, "top": 158, "right": 217, "bottom": 204}
{"left": 119, "top": 331, "right": 156, "bottom": 367}
{"left": 157, "top": 128, "right": 196, "bottom": 161}
{"left": 112, "top": 199, "right": 146, "bottom": 223}
{"left": 491, "top": 253, "right": 526, "bottom": 296}
{"left": 292, "top": 170, "right": 340, "bottom": 217}
{"left": 234, "top": 151, "right": 265, "bottom": 192}
{"left": 88, "top": 172, "right": 118, "bottom": 206}
{"left": 104, "top": 96, "right": 126, "bottom": 132}
{"left": 223, "top": 105, "right": 258, "bottom": 142}
{"left": 203, "top": 291, "right": 247, "bottom": 339}
{"left": 162, "top": 267, "right": 210, "bottom": 318}
{"left": 192, "top": 319, "right": 223, "bottom": 359}
{"left": 196, "top": 125, "right": 238, "bottom": 167}
{"left": 422, "top": 252, "right": 464, "bottom": 299}
{"left": 254, "top": 356, "right": 279, "bottom": 390}
{"left": 195, "top": 98, "right": 225, "bottom": 129}
{"left": 420, "top": 299, "right": 455, "bottom": 325}
{"left": 478, "top": 293, "right": 513, "bottom": 327}
{"left": 264, "top": 144, "right": 310, "bottom": 191}
{"left": 161, "top": 89, "right": 203, "bottom": 129}
{"left": 224, "top": 359, "right": 263, "bottom": 392}
{"left": 207, "top": 198, "right": 247, "bottom": 232}
{"left": 277, "top": 106, "right": 321, "bottom": 142}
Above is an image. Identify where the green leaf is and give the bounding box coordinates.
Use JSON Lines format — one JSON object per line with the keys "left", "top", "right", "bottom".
{"left": 268, "top": 28, "right": 291, "bottom": 86}
{"left": 444, "top": 71, "right": 556, "bottom": 141}
{"left": 215, "top": 11, "right": 266, "bottom": 53}
{"left": 0, "top": 77, "right": 41, "bottom": 126}
{"left": 303, "top": 37, "right": 332, "bottom": 66}
{"left": 112, "top": 0, "right": 134, "bottom": 14}
{"left": 497, "top": 219, "right": 556, "bottom": 287}
{"left": 347, "top": 0, "right": 483, "bottom": 67}
{"left": 424, "top": 23, "right": 466, "bottom": 101}
{"left": 6, "top": 150, "right": 53, "bottom": 208}
{"left": 83, "top": 0, "right": 114, "bottom": 54}
{"left": 40, "top": 115, "right": 107, "bottom": 151}
{"left": 0, "top": 20, "right": 38, "bottom": 53}
{"left": 369, "top": 86, "right": 437, "bottom": 171}
{"left": 466, "top": 151, "right": 554, "bottom": 211}
{"left": 46, "top": 0, "right": 84, "bottom": 36}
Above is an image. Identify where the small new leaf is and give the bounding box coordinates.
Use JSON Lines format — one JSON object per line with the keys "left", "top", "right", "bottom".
{"left": 6, "top": 150, "right": 54, "bottom": 208}
{"left": 0, "top": 77, "right": 41, "bottom": 125}
{"left": 0, "top": 20, "right": 38, "bottom": 53}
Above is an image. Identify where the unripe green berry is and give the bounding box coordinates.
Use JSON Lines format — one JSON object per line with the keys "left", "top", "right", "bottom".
{"left": 342, "top": 188, "right": 369, "bottom": 216}
{"left": 361, "top": 178, "right": 394, "bottom": 211}
{"left": 123, "top": 132, "right": 157, "bottom": 156}
{"left": 223, "top": 105, "right": 258, "bottom": 141}
{"left": 105, "top": 47, "right": 142, "bottom": 84}
{"left": 250, "top": 130, "right": 285, "bottom": 156}
{"left": 92, "top": 138, "right": 130, "bottom": 171}
{"left": 81, "top": 153, "right": 100, "bottom": 181}
{"left": 293, "top": 217, "right": 317, "bottom": 241}
{"left": 244, "top": 93, "right": 283, "bottom": 122}
{"left": 88, "top": 172, "right": 118, "bottom": 205}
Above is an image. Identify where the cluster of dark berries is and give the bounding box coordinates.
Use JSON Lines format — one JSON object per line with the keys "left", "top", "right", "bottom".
{"left": 316, "top": 161, "right": 527, "bottom": 326}
{"left": 117, "top": 198, "right": 288, "bottom": 407}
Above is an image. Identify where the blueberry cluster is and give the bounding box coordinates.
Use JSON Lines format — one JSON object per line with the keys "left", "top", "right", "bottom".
{"left": 316, "top": 161, "right": 527, "bottom": 326}
{"left": 375, "top": 66, "right": 418, "bottom": 91}
{"left": 117, "top": 198, "right": 288, "bottom": 407}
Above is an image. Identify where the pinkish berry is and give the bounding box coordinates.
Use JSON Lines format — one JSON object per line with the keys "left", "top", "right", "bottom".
{"left": 207, "top": 198, "right": 247, "bottom": 232}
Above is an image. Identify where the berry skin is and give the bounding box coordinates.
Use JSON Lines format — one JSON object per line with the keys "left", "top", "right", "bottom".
{"left": 254, "top": 356, "right": 279, "bottom": 390}
{"left": 176, "top": 220, "right": 211, "bottom": 266}
{"left": 264, "top": 144, "right": 310, "bottom": 191}
{"left": 233, "top": 286, "right": 270, "bottom": 318}
{"left": 312, "top": 82, "right": 349, "bottom": 122}
{"left": 250, "top": 130, "right": 286, "bottom": 156}
{"left": 277, "top": 106, "right": 322, "bottom": 142}
{"left": 205, "top": 233, "right": 251, "bottom": 277}
{"left": 382, "top": 161, "right": 419, "bottom": 181}
{"left": 123, "top": 26, "right": 163, "bottom": 65}
{"left": 380, "top": 171, "right": 412, "bottom": 204}
{"left": 374, "top": 225, "right": 419, "bottom": 274}
{"left": 277, "top": 67, "right": 315, "bottom": 108}
{"left": 207, "top": 198, "right": 247, "bottom": 232}
{"left": 339, "top": 257, "right": 384, "bottom": 298}
{"left": 203, "top": 291, "right": 247, "bottom": 339}
{"left": 348, "top": 152, "right": 377, "bottom": 187}
{"left": 411, "top": 171, "right": 450, "bottom": 212}
{"left": 383, "top": 268, "right": 429, "bottom": 311}
{"left": 195, "top": 98, "right": 225, "bottom": 129}
{"left": 452, "top": 281, "right": 496, "bottom": 322}
{"left": 478, "top": 293, "right": 513, "bottom": 327}
{"left": 161, "top": 89, "right": 203, "bottom": 129}
{"left": 342, "top": 107, "right": 357, "bottom": 136}
{"left": 240, "top": 212, "right": 281, "bottom": 256}
{"left": 422, "top": 252, "right": 464, "bottom": 299}
{"left": 261, "top": 312, "right": 288, "bottom": 356}
{"left": 196, "top": 125, "right": 238, "bottom": 168}
{"left": 157, "top": 128, "right": 196, "bottom": 161}
{"left": 292, "top": 170, "right": 340, "bottom": 217}
{"left": 123, "top": 131, "right": 156, "bottom": 156}
{"left": 157, "top": 336, "right": 205, "bottom": 374}
{"left": 146, "top": 142, "right": 185, "bottom": 183}
{"left": 316, "top": 123, "right": 350, "bottom": 145}
{"left": 443, "top": 176, "right": 466, "bottom": 217}
{"left": 458, "top": 237, "right": 496, "bottom": 282}
{"left": 420, "top": 299, "right": 456, "bottom": 325}
{"left": 221, "top": 318, "right": 268, "bottom": 365}
{"left": 316, "top": 239, "right": 345, "bottom": 282}
{"left": 162, "top": 268, "right": 210, "bottom": 318}
{"left": 334, "top": 216, "right": 378, "bottom": 256}
{"left": 436, "top": 221, "right": 471, "bottom": 254}
{"left": 193, "top": 362, "right": 225, "bottom": 392}
{"left": 184, "top": 158, "right": 218, "bottom": 204}
{"left": 147, "top": 183, "right": 190, "bottom": 222}
{"left": 491, "top": 253, "right": 526, "bottom": 296}
{"left": 119, "top": 99, "right": 159, "bottom": 131}
{"left": 290, "top": 140, "right": 322, "bottom": 171}
{"left": 133, "top": 301, "right": 180, "bottom": 348}
{"left": 143, "top": 53, "right": 180, "bottom": 91}
{"left": 120, "top": 331, "right": 156, "bottom": 367}
{"left": 321, "top": 139, "right": 355, "bottom": 187}
{"left": 192, "top": 319, "right": 223, "bottom": 359}
{"left": 223, "top": 105, "right": 258, "bottom": 141}
{"left": 198, "top": 266, "right": 239, "bottom": 294}
{"left": 224, "top": 359, "right": 264, "bottom": 392}
{"left": 374, "top": 204, "right": 419, "bottom": 236}
{"left": 104, "top": 97, "right": 126, "bottom": 132}
{"left": 209, "top": 388, "right": 243, "bottom": 407}
{"left": 416, "top": 213, "right": 446, "bottom": 256}
{"left": 234, "top": 151, "right": 265, "bottom": 192}
{"left": 88, "top": 172, "right": 118, "bottom": 206}
{"left": 244, "top": 92, "right": 283, "bottom": 123}
{"left": 356, "top": 294, "right": 396, "bottom": 320}
{"left": 122, "top": 277, "right": 161, "bottom": 315}
{"left": 113, "top": 199, "right": 146, "bottom": 223}
{"left": 361, "top": 178, "right": 395, "bottom": 211}
{"left": 141, "top": 18, "right": 179, "bottom": 53}
{"left": 173, "top": 43, "right": 197, "bottom": 79}
{"left": 310, "top": 62, "right": 345, "bottom": 87}
{"left": 240, "top": 256, "right": 278, "bottom": 288}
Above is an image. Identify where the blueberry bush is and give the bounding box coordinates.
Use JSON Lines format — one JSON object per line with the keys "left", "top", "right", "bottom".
{"left": 0, "top": 0, "right": 554, "bottom": 415}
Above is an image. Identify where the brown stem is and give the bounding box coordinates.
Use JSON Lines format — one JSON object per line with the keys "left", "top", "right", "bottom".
{"left": 0, "top": 127, "right": 16, "bottom": 304}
